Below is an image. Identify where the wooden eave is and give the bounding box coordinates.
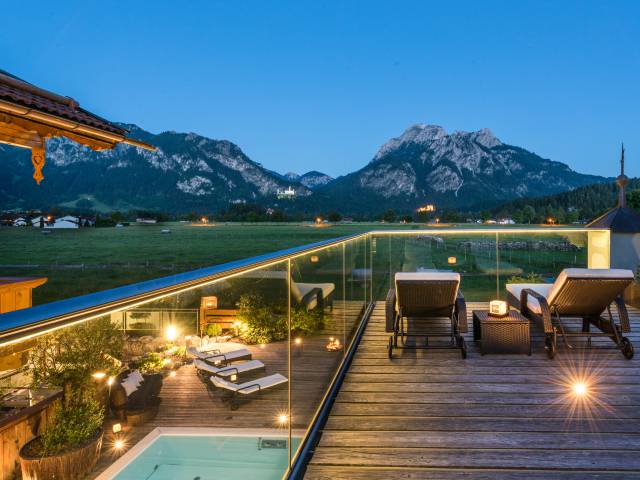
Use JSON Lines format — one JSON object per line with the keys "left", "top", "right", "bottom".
{"left": 0, "top": 97, "right": 155, "bottom": 184}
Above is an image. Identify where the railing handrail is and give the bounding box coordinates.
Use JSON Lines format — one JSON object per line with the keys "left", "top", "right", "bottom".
{"left": 0, "top": 232, "right": 369, "bottom": 346}
{"left": 0, "top": 226, "right": 607, "bottom": 346}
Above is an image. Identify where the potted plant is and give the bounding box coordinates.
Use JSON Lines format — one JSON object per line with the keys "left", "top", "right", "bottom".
{"left": 20, "top": 317, "right": 123, "bottom": 480}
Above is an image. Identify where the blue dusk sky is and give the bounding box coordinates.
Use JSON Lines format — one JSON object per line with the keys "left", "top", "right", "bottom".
{"left": 1, "top": 0, "right": 638, "bottom": 178}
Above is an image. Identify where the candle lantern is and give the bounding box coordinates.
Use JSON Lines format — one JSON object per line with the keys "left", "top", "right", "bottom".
{"left": 489, "top": 300, "right": 508, "bottom": 317}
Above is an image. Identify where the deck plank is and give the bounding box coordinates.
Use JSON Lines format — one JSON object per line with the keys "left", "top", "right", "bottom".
{"left": 306, "top": 302, "right": 640, "bottom": 478}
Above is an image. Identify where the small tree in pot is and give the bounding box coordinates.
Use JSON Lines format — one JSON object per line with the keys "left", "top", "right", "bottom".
{"left": 20, "top": 316, "right": 123, "bottom": 480}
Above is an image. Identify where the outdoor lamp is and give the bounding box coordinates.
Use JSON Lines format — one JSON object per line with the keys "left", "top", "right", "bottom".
{"left": 489, "top": 300, "right": 508, "bottom": 317}
{"left": 447, "top": 256, "right": 456, "bottom": 264}
{"left": 165, "top": 325, "right": 178, "bottom": 341}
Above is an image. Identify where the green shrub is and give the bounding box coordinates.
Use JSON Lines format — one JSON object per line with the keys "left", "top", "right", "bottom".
{"left": 291, "top": 307, "right": 325, "bottom": 336}
{"left": 204, "top": 323, "right": 223, "bottom": 337}
{"left": 134, "top": 352, "right": 164, "bottom": 374}
{"left": 506, "top": 272, "right": 544, "bottom": 284}
{"left": 236, "top": 294, "right": 325, "bottom": 344}
{"left": 237, "top": 294, "right": 287, "bottom": 344}
{"left": 40, "top": 399, "right": 104, "bottom": 455}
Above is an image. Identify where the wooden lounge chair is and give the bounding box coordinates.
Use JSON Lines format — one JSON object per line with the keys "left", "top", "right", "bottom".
{"left": 386, "top": 272, "right": 468, "bottom": 359}
{"left": 506, "top": 268, "right": 634, "bottom": 359}
{"left": 193, "top": 358, "right": 265, "bottom": 378}
{"left": 187, "top": 345, "right": 252, "bottom": 365}
{"left": 210, "top": 373, "right": 288, "bottom": 410}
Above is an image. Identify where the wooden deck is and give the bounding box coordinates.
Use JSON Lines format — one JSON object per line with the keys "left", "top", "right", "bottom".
{"left": 89, "top": 300, "right": 365, "bottom": 478}
{"left": 305, "top": 302, "right": 640, "bottom": 479}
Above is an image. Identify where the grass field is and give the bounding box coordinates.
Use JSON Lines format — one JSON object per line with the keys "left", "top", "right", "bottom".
{"left": 0, "top": 222, "right": 409, "bottom": 305}
{"left": 0, "top": 223, "right": 590, "bottom": 306}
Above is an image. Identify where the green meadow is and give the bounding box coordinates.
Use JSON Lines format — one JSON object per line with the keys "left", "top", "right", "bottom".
{"left": 0, "top": 223, "right": 588, "bottom": 306}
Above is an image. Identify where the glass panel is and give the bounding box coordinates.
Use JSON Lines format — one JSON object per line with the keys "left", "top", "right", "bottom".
{"left": 288, "top": 243, "right": 345, "bottom": 466}
{"left": 374, "top": 232, "right": 499, "bottom": 301}
{"left": 0, "top": 259, "right": 293, "bottom": 479}
{"left": 497, "top": 230, "right": 590, "bottom": 295}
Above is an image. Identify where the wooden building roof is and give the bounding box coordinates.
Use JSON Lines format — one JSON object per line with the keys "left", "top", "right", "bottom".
{"left": 0, "top": 69, "right": 155, "bottom": 184}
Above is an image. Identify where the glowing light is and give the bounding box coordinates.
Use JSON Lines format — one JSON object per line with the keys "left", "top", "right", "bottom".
{"left": 165, "top": 325, "right": 178, "bottom": 341}
{"left": 107, "top": 376, "right": 115, "bottom": 387}
{"left": 573, "top": 382, "right": 587, "bottom": 397}
{"left": 92, "top": 372, "right": 106, "bottom": 380}
{"left": 201, "top": 217, "right": 208, "bottom": 223}
{"left": 294, "top": 337, "right": 302, "bottom": 345}
{"left": 162, "top": 358, "right": 172, "bottom": 366}
{"left": 489, "top": 300, "right": 508, "bottom": 317}
{"left": 114, "top": 439, "right": 125, "bottom": 451}
{"left": 169, "top": 371, "right": 177, "bottom": 377}
{"left": 112, "top": 423, "right": 122, "bottom": 434}
{"left": 277, "top": 412, "right": 289, "bottom": 425}
{"left": 315, "top": 217, "right": 322, "bottom": 224}
{"left": 259, "top": 343, "right": 266, "bottom": 349}
{"left": 310, "top": 255, "right": 319, "bottom": 263}
{"left": 417, "top": 205, "right": 435, "bottom": 213}
{"left": 230, "top": 374, "right": 237, "bottom": 382}
{"left": 447, "top": 256, "right": 457, "bottom": 264}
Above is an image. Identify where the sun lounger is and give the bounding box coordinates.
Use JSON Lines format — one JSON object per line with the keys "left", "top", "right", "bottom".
{"left": 387, "top": 271, "right": 467, "bottom": 359}
{"left": 506, "top": 268, "right": 634, "bottom": 359}
{"left": 210, "top": 373, "right": 288, "bottom": 410}
{"left": 193, "top": 358, "right": 265, "bottom": 378}
{"left": 187, "top": 345, "right": 252, "bottom": 365}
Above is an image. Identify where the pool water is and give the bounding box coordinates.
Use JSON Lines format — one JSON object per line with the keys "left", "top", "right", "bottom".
{"left": 113, "top": 435, "right": 300, "bottom": 480}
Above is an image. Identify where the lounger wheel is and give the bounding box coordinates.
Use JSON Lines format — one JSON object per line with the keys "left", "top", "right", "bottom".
{"left": 545, "top": 335, "right": 556, "bottom": 359}
{"left": 459, "top": 337, "right": 467, "bottom": 359}
{"left": 621, "top": 337, "right": 634, "bottom": 359}
{"left": 388, "top": 336, "right": 393, "bottom": 359}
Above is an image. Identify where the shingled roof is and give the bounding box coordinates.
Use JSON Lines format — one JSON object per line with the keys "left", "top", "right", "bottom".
{"left": 0, "top": 69, "right": 154, "bottom": 184}
{"left": 0, "top": 70, "right": 126, "bottom": 135}
{"left": 587, "top": 206, "right": 640, "bottom": 233}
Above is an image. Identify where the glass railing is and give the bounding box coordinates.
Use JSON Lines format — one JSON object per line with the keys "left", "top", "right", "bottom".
{"left": 0, "top": 227, "right": 609, "bottom": 480}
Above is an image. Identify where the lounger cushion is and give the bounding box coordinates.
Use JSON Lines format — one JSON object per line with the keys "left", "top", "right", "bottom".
{"left": 187, "top": 342, "right": 248, "bottom": 360}
{"left": 505, "top": 283, "right": 553, "bottom": 314}
{"left": 547, "top": 268, "right": 634, "bottom": 306}
{"left": 291, "top": 282, "right": 335, "bottom": 309}
{"left": 395, "top": 272, "right": 461, "bottom": 315}
{"left": 211, "top": 373, "right": 288, "bottom": 394}
{"left": 194, "top": 358, "right": 265, "bottom": 377}
{"left": 121, "top": 376, "right": 140, "bottom": 397}
{"left": 395, "top": 272, "right": 460, "bottom": 282}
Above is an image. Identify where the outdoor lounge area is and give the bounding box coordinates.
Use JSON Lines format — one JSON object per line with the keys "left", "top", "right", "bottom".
{"left": 1, "top": 227, "right": 639, "bottom": 479}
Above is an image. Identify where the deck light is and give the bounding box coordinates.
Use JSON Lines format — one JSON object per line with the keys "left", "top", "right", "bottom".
{"left": 165, "top": 325, "right": 178, "bottom": 342}
{"left": 573, "top": 382, "right": 588, "bottom": 397}
{"left": 92, "top": 372, "right": 106, "bottom": 380}
{"left": 259, "top": 343, "right": 266, "bottom": 349}
{"left": 447, "top": 256, "right": 457, "bottom": 264}
{"left": 277, "top": 412, "right": 289, "bottom": 425}
{"left": 489, "top": 300, "right": 508, "bottom": 317}
{"left": 169, "top": 370, "right": 177, "bottom": 377}
{"left": 310, "top": 255, "right": 319, "bottom": 263}
{"left": 112, "top": 423, "right": 122, "bottom": 434}
{"left": 114, "top": 439, "right": 125, "bottom": 451}
{"left": 230, "top": 374, "right": 237, "bottom": 382}
{"left": 294, "top": 337, "right": 302, "bottom": 345}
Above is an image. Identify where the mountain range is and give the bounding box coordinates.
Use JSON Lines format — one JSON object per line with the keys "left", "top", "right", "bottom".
{"left": 0, "top": 123, "right": 608, "bottom": 215}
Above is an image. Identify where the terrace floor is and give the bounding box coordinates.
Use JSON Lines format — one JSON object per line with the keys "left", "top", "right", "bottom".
{"left": 89, "top": 299, "right": 365, "bottom": 478}
{"left": 305, "top": 302, "right": 640, "bottom": 479}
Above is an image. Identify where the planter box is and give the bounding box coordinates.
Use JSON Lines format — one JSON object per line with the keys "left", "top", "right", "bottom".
{"left": 19, "top": 428, "right": 103, "bottom": 480}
